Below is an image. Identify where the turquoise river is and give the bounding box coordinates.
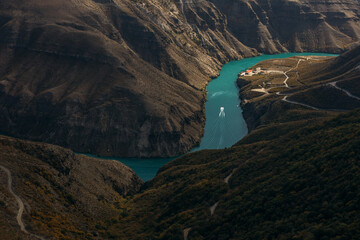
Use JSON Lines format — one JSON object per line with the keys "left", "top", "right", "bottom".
{"left": 90, "top": 53, "right": 337, "bottom": 181}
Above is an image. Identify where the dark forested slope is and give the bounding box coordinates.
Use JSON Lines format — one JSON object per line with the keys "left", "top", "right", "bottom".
{"left": 112, "top": 109, "right": 360, "bottom": 240}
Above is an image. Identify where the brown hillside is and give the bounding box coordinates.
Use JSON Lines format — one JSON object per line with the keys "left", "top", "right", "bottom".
{"left": 0, "top": 135, "right": 142, "bottom": 239}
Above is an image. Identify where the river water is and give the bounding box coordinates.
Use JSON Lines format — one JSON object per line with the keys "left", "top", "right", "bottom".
{"left": 92, "top": 53, "right": 337, "bottom": 181}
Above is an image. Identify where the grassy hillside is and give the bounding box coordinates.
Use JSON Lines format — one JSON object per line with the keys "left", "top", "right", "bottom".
{"left": 238, "top": 45, "right": 360, "bottom": 131}
{"left": 102, "top": 109, "right": 360, "bottom": 239}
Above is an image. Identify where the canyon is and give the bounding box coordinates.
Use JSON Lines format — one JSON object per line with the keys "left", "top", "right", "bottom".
{"left": 1, "top": 46, "right": 359, "bottom": 239}
{"left": 0, "top": 0, "right": 359, "bottom": 157}
{"left": 0, "top": 135, "right": 142, "bottom": 239}
{"left": 1, "top": 1, "right": 360, "bottom": 238}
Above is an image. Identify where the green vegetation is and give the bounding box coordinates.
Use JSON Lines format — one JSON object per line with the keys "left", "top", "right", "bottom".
{"left": 105, "top": 109, "right": 360, "bottom": 239}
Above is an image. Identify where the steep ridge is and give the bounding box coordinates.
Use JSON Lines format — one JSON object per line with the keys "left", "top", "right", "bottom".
{"left": 211, "top": 0, "right": 360, "bottom": 53}
{"left": 0, "top": 0, "right": 255, "bottom": 158}
{"left": 0, "top": 135, "right": 142, "bottom": 239}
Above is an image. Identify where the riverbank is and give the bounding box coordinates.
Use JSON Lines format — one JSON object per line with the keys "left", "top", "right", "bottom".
{"left": 94, "top": 53, "right": 339, "bottom": 181}
{"left": 109, "top": 49, "right": 360, "bottom": 238}
{"left": 1, "top": 49, "right": 359, "bottom": 239}
{"left": 237, "top": 53, "right": 339, "bottom": 131}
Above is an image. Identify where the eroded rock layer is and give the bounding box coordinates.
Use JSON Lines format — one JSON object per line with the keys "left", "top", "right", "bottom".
{"left": 0, "top": 0, "right": 359, "bottom": 157}
{"left": 0, "top": 0, "right": 254, "bottom": 157}
{"left": 211, "top": 0, "right": 360, "bottom": 53}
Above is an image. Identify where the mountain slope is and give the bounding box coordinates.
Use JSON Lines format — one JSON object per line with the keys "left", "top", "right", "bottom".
{"left": 0, "top": 135, "right": 142, "bottom": 239}
{"left": 0, "top": 0, "right": 254, "bottom": 158}
{"left": 108, "top": 108, "right": 360, "bottom": 240}
{"left": 1, "top": 17, "right": 360, "bottom": 240}
{"left": 2, "top": 103, "right": 359, "bottom": 239}
{"left": 101, "top": 46, "right": 360, "bottom": 240}
{"left": 237, "top": 45, "right": 360, "bottom": 131}
{"left": 211, "top": 0, "right": 360, "bottom": 53}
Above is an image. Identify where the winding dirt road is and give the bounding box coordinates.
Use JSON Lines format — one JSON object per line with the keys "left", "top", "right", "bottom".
{"left": 282, "top": 96, "right": 320, "bottom": 110}
{"left": 0, "top": 165, "right": 45, "bottom": 240}
{"left": 183, "top": 227, "right": 191, "bottom": 240}
{"left": 283, "top": 58, "right": 304, "bottom": 88}
{"left": 278, "top": 58, "right": 335, "bottom": 110}
{"left": 0, "top": 165, "right": 28, "bottom": 234}
{"left": 253, "top": 58, "right": 305, "bottom": 93}
{"left": 329, "top": 82, "right": 360, "bottom": 101}
{"left": 224, "top": 172, "right": 233, "bottom": 184}
{"left": 209, "top": 201, "right": 219, "bottom": 216}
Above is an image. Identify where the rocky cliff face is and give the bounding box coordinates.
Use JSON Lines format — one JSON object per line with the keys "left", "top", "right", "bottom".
{"left": 211, "top": 0, "right": 360, "bottom": 53}
{"left": 0, "top": 0, "right": 359, "bottom": 158}
{"left": 0, "top": 0, "right": 254, "bottom": 157}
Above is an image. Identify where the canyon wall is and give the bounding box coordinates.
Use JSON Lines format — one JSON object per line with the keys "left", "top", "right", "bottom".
{"left": 0, "top": 0, "right": 359, "bottom": 157}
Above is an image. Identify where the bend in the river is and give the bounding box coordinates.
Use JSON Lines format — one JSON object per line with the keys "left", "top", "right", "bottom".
{"left": 88, "top": 53, "right": 337, "bottom": 181}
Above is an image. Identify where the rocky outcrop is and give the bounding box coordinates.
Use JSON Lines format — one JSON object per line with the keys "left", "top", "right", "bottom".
{"left": 210, "top": 0, "right": 360, "bottom": 53}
